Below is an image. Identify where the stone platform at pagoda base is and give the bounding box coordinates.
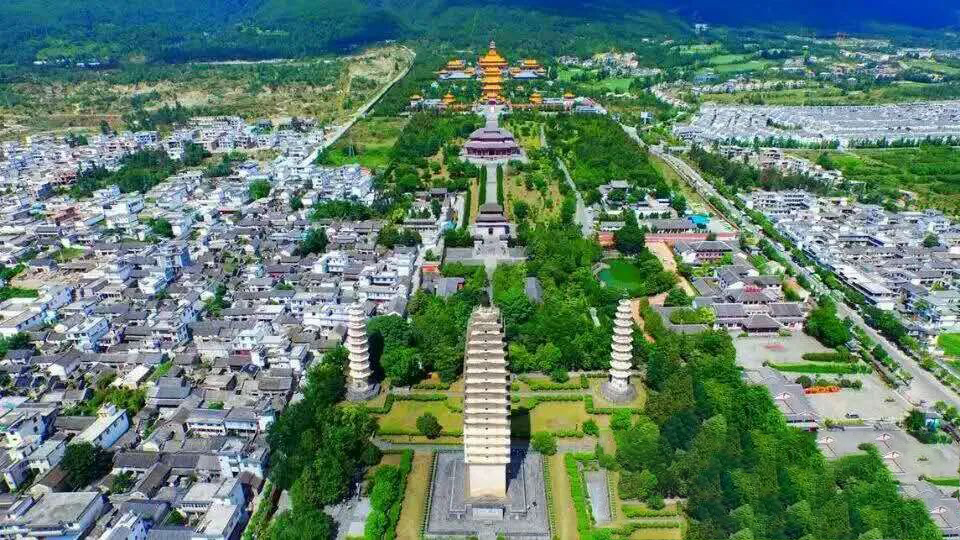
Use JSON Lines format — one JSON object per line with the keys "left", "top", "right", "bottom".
{"left": 345, "top": 382, "right": 380, "bottom": 402}
{"left": 600, "top": 379, "right": 637, "bottom": 404}
{"left": 425, "top": 449, "right": 550, "bottom": 539}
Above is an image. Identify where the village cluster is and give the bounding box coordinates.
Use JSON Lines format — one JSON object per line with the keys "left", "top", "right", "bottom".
{"left": 747, "top": 190, "right": 960, "bottom": 343}
{"left": 675, "top": 101, "right": 960, "bottom": 146}
{"left": 0, "top": 113, "right": 470, "bottom": 538}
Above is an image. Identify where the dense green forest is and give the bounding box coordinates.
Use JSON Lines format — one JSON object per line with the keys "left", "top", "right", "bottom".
{"left": 0, "top": 0, "right": 688, "bottom": 66}
{"left": 7, "top": 0, "right": 955, "bottom": 68}
{"left": 635, "top": 305, "right": 940, "bottom": 540}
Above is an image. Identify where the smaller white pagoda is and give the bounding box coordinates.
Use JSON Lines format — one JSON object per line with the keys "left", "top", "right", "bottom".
{"left": 601, "top": 298, "right": 637, "bottom": 403}
{"left": 346, "top": 302, "right": 378, "bottom": 401}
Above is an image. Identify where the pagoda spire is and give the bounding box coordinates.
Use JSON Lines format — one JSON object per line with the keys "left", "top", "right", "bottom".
{"left": 602, "top": 298, "right": 637, "bottom": 403}
{"left": 345, "top": 302, "right": 378, "bottom": 401}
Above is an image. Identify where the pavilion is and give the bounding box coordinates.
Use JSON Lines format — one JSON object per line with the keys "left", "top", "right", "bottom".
{"left": 462, "top": 117, "right": 523, "bottom": 163}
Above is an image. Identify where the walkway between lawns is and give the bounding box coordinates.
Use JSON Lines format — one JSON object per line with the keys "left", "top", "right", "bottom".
{"left": 485, "top": 163, "right": 498, "bottom": 205}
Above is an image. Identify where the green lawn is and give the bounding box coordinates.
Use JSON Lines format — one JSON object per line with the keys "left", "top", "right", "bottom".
{"left": 510, "top": 400, "right": 589, "bottom": 438}
{"left": 905, "top": 59, "right": 960, "bottom": 76}
{"left": 52, "top": 246, "right": 85, "bottom": 262}
{"left": 939, "top": 333, "right": 960, "bottom": 357}
{"left": 599, "top": 78, "right": 633, "bottom": 92}
{"left": 598, "top": 259, "right": 645, "bottom": 291}
{"left": 376, "top": 400, "right": 462, "bottom": 434}
{"left": 678, "top": 43, "right": 722, "bottom": 54}
{"left": 708, "top": 54, "right": 751, "bottom": 66}
{"left": 709, "top": 60, "right": 774, "bottom": 74}
{"left": 558, "top": 68, "right": 592, "bottom": 82}
{"left": 319, "top": 116, "right": 407, "bottom": 170}
{"left": 557, "top": 69, "right": 632, "bottom": 93}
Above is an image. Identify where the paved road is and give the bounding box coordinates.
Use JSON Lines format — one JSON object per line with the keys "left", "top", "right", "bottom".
{"left": 301, "top": 47, "right": 415, "bottom": 166}
{"left": 540, "top": 125, "right": 593, "bottom": 237}
{"left": 555, "top": 158, "right": 594, "bottom": 237}
{"left": 485, "top": 163, "right": 498, "bottom": 205}
{"left": 652, "top": 146, "right": 960, "bottom": 412}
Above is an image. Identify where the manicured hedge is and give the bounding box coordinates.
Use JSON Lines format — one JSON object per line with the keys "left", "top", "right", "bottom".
{"left": 365, "top": 450, "right": 413, "bottom": 540}
{"left": 802, "top": 352, "right": 851, "bottom": 363}
{"left": 621, "top": 505, "right": 679, "bottom": 518}
{"left": 770, "top": 362, "right": 869, "bottom": 374}
{"left": 564, "top": 454, "right": 593, "bottom": 534}
{"left": 518, "top": 374, "right": 588, "bottom": 391}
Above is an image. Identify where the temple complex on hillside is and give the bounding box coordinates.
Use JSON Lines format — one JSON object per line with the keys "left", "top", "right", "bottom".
{"left": 477, "top": 41, "right": 509, "bottom": 72}
{"left": 431, "top": 41, "right": 549, "bottom": 107}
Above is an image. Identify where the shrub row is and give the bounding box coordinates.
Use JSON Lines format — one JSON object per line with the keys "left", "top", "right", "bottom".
{"left": 802, "top": 352, "right": 852, "bottom": 363}
{"left": 365, "top": 449, "right": 414, "bottom": 540}
{"left": 565, "top": 453, "right": 593, "bottom": 534}
{"left": 411, "top": 381, "right": 451, "bottom": 390}
{"left": 621, "top": 505, "right": 679, "bottom": 518}
{"left": 383, "top": 450, "right": 413, "bottom": 540}
{"left": 241, "top": 481, "right": 275, "bottom": 540}
{"left": 615, "top": 521, "right": 682, "bottom": 531}
{"left": 517, "top": 374, "right": 590, "bottom": 391}
{"left": 770, "top": 362, "right": 870, "bottom": 375}
{"left": 585, "top": 395, "right": 643, "bottom": 415}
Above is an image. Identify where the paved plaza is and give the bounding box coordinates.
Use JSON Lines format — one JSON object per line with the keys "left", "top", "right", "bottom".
{"left": 425, "top": 449, "right": 550, "bottom": 539}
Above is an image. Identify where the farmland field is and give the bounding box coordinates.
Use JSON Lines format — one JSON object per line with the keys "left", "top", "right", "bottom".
{"left": 319, "top": 116, "right": 407, "bottom": 170}
{"left": 788, "top": 146, "right": 960, "bottom": 215}
{"left": 940, "top": 333, "right": 960, "bottom": 357}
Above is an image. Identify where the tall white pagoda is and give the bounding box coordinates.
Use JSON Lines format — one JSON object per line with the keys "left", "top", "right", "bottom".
{"left": 346, "top": 302, "right": 378, "bottom": 401}
{"left": 462, "top": 306, "right": 510, "bottom": 499}
{"left": 601, "top": 298, "right": 637, "bottom": 403}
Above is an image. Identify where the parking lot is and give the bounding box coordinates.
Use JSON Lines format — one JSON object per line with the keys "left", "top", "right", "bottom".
{"left": 733, "top": 333, "right": 833, "bottom": 370}
{"left": 806, "top": 375, "right": 909, "bottom": 422}
{"left": 818, "top": 425, "right": 960, "bottom": 479}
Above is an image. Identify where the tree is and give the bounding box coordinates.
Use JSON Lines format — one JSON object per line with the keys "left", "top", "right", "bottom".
{"left": 266, "top": 509, "right": 335, "bottom": 540}
{"left": 249, "top": 179, "right": 271, "bottom": 200}
{"left": 805, "top": 298, "right": 851, "bottom": 348}
{"left": 531, "top": 431, "right": 557, "bottom": 455}
{"left": 290, "top": 195, "right": 303, "bottom": 211}
{"left": 304, "top": 358, "right": 346, "bottom": 406}
{"left": 291, "top": 453, "right": 351, "bottom": 509}
{"left": 99, "top": 120, "right": 112, "bottom": 135}
{"left": 670, "top": 193, "right": 687, "bottom": 215}
{"left": 296, "top": 228, "right": 328, "bottom": 256}
{"left": 922, "top": 233, "right": 940, "bottom": 248}
{"left": 816, "top": 151, "right": 836, "bottom": 170}
{"left": 110, "top": 471, "right": 135, "bottom": 493}
{"left": 513, "top": 201, "right": 530, "bottom": 222}
{"left": 663, "top": 286, "right": 692, "bottom": 307}
{"left": 181, "top": 142, "right": 210, "bottom": 166}
{"left": 381, "top": 346, "right": 421, "bottom": 386}
{"left": 416, "top": 412, "right": 442, "bottom": 439}
{"left": 62, "top": 442, "right": 112, "bottom": 490}
{"left": 616, "top": 415, "right": 660, "bottom": 471}
{"left": 148, "top": 218, "right": 174, "bottom": 238}
{"left": 614, "top": 211, "right": 646, "bottom": 256}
